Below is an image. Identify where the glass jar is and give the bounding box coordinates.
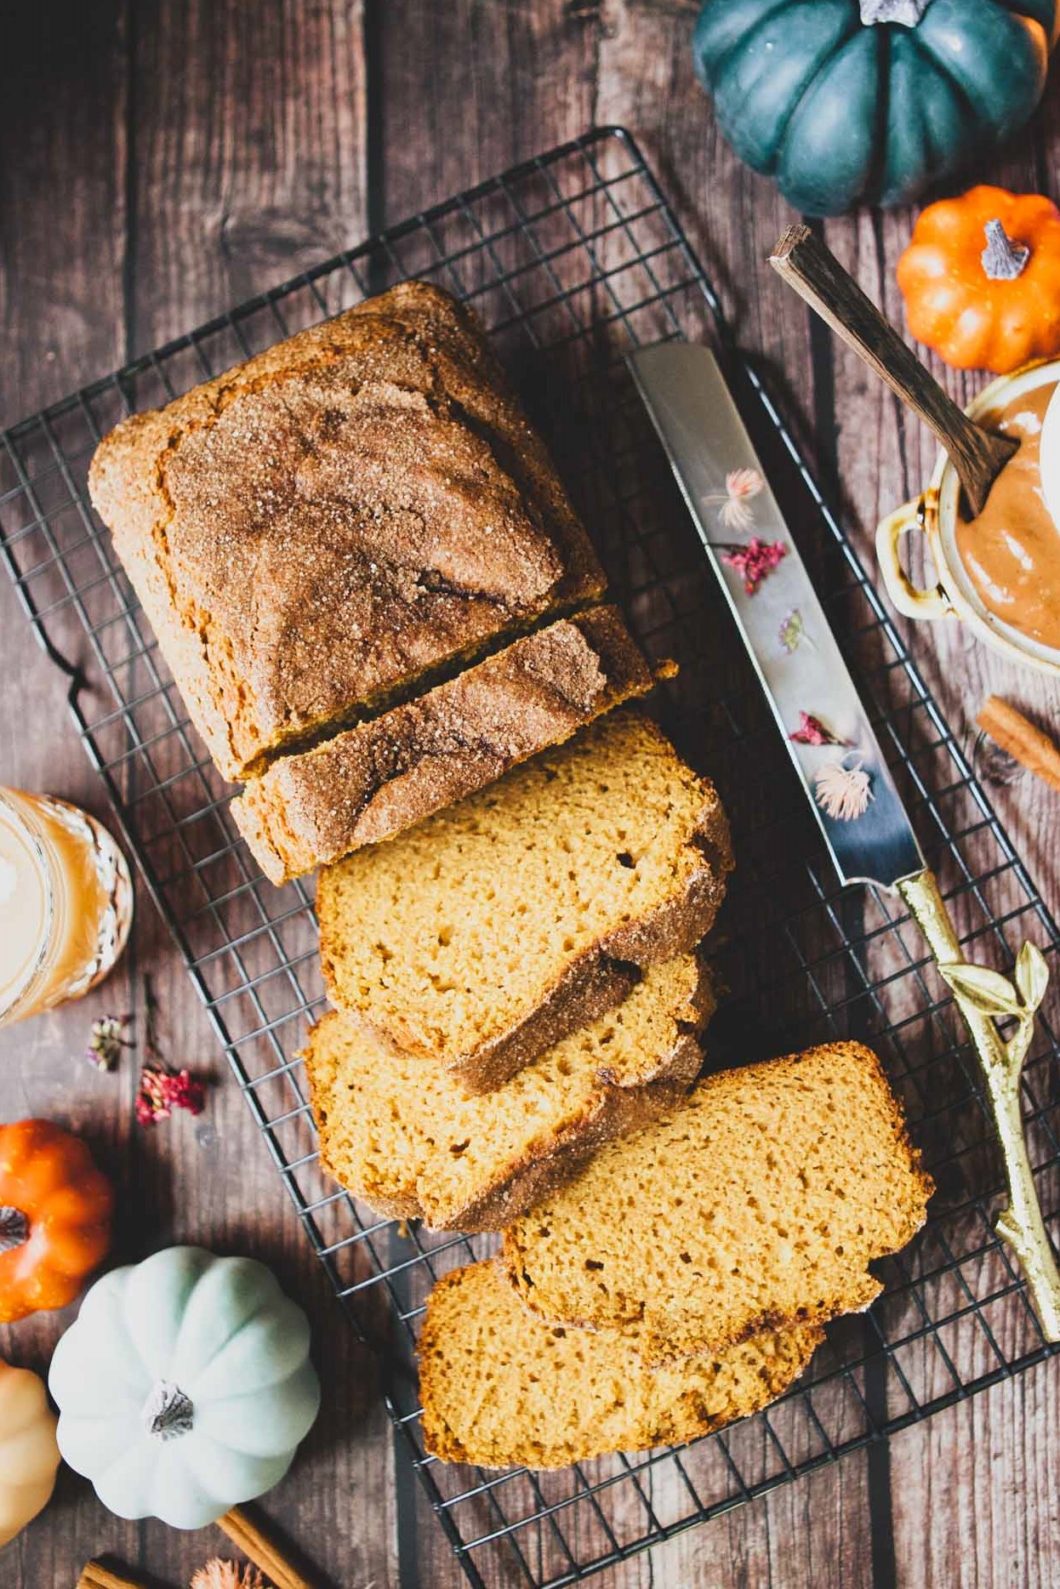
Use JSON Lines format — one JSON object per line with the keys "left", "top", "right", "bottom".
{"left": 0, "top": 789, "right": 133, "bottom": 1028}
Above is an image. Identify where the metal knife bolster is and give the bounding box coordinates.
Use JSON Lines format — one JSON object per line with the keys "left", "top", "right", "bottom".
{"left": 629, "top": 340, "right": 1060, "bottom": 1341}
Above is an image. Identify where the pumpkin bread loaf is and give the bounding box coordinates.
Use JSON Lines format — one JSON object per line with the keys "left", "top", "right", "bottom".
{"left": 316, "top": 710, "right": 733, "bottom": 1091}
{"left": 234, "top": 605, "right": 651, "bottom": 883}
{"left": 305, "top": 953, "right": 712, "bottom": 1232}
{"left": 418, "top": 1260, "right": 823, "bottom": 1469}
{"left": 504, "top": 1041, "right": 933, "bottom": 1363}
{"left": 88, "top": 280, "right": 604, "bottom": 781}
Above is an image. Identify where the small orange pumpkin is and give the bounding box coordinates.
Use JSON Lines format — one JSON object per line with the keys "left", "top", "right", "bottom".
{"left": 897, "top": 185, "right": 1060, "bottom": 375}
{"left": 0, "top": 1120, "right": 113, "bottom": 1322}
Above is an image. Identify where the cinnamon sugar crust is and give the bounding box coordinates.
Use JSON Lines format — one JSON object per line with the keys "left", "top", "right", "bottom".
{"left": 232, "top": 606, "right": 652, "bottom": 883}
{"left": 89, "top": 281, "right": 604, "bottom": 780}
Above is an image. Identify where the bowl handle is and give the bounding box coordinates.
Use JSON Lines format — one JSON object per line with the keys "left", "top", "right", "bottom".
{"left": 875, "top": 497, "right": 953, "bottom": 621}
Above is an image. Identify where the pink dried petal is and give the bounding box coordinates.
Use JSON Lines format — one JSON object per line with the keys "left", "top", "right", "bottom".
{"left": 721, "top": 537, "right": 787, "bottom": 595}
{"left": 790, "top": 711, "right": 844, "bottom": 747}
{"left": 136, "top": 1065, "right": 173, "bottom": 1127}
{"left": 162, "top": 1069, "right": 207, "bottom": 1117}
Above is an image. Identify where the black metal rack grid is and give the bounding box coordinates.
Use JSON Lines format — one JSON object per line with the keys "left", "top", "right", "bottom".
{"left": 3, "top": 127, "right": 1060, "bottom": 1589}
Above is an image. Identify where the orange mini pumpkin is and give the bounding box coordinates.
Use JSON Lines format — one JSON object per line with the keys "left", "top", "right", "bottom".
{"left": 0, "top": 1120, "right": 113, "bottom": 1322}
{"left": 897, "top": 185, "right": 1060, "bottom": 375}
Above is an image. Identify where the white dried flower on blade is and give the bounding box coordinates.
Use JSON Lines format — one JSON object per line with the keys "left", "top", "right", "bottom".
{"left": 815, "top": 757, "right": 874, "bottom": 821}
{"left": 717, "top": 467, "right": 763, "bottom": 531}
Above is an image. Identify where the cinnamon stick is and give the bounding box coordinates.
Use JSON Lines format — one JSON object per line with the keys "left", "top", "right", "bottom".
{"left": 977, "top": 695, "right": 1060, "bottom": 793}
{"left": 77, "top": 1563, "right": 149, "bottom": 1589}
{"left": 217, "top": 1506, "right": 314, "bottom": 1589}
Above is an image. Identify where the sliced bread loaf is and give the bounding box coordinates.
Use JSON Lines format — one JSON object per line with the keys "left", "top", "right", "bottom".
{"left": 317, "top": 710, "right": 732, "bottom": 1091}
{"left": 419, "top": 1260, "right": 823, "bottom": 1469}
{"left": 305, "top": 954, "right": 712, "bottom": 1232}
{"left": 503, "top": 1041, "right": 933, "bottom": 1362}
{"left": 233, "top": 606, "right": 652, "bottom": 884}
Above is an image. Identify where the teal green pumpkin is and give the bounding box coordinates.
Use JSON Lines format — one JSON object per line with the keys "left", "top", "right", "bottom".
{"left": 693, "top": 0, "right": 1056, "bottom": 216}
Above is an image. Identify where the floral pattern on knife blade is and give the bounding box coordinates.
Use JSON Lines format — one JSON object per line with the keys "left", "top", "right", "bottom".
{"left": 789, "top": 711, "right": 850, "bottom": 747}
{"left": 707, "top": 450, "right": 877, "bottom": 827}
{"left": 706, "top": 467, "right": 764, "bottom": 531}
{"left": 719, "top": 537, "right": 788, "bottom": 595}
{"left": 815, "top": 756, "right": 874, "bottom": 821}
{"left": 779, "top": 607, "right": 814, "bottom": 654}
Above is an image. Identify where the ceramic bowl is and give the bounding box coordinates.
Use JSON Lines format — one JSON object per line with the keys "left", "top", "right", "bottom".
{"left": 875, "top": 357, "right": 1060, "bottom": 676}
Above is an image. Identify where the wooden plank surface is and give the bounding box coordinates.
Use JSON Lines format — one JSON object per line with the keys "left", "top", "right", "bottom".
{"left": 1, "top": 3, "right": 1059, "bottom": 1586}
{"left": 0, "top": 9, "right": 395, "bottom": 1589}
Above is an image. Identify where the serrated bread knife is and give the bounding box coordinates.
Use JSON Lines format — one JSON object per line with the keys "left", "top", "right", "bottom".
{"left": 629, "top": 340, "right": 1060, "bottom": 1340}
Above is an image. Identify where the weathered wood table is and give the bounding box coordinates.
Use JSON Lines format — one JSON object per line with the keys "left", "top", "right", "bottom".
{"left": 2, "top": 5, "right": 1058, "bottom": 1586}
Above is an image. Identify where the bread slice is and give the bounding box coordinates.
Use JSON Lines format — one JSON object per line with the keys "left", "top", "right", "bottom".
{"left": 503, "top": 1042, "right": 933, "bottom": 1362}
{"left": 233, "top": 606, "right": 652, "bottom": 884}
{"left": 89, "top": 281, "right": 604, "bottom": 781}
{"left": 317, "top": 710, "right": 732, "bottom": 1091}
{"left": 305, "top": 954, "right": 712, "bottom": 1232}
{"left": 419, "top": 1260, "right": 823, "bottom": 1469}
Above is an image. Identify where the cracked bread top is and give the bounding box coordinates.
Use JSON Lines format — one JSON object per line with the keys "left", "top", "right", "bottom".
{"left": 88, "top": 280, "right": 604, "bottom": 779}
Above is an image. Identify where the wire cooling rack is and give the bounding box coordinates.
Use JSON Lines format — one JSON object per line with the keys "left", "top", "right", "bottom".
{"left": 3, "top": 127, "right": 1060, "bottom": 1588}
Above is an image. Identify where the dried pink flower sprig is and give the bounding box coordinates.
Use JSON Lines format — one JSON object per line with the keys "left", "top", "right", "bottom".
{"left": 719, "top": 537, "right": 788, "bottom": 595}
{"left": 134, "top": 977, "right": 209, "bottom": 1128}
{"left": 136, "top": 1065, "right": 207, "bottom": 1128}
{"left": 789, "top": 711, "right": 849, "bottom": 747}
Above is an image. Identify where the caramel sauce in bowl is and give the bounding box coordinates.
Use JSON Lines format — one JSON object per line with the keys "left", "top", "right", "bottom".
{"left": 877, "top": 358, "right": 1060, "bottom": 677}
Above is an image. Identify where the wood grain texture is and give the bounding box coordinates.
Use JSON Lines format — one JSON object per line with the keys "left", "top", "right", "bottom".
{"left": 2, "top": 3, "right": 1060, "bottom": 1586}
{"left": 768, "top": 223, "right": 1017, "bottom": 515}
{"left": 0, "top": 15, "right": 141, "bottom": 1584}
{"left": 0, "top": 7, "right": 393, "bottom": 1589}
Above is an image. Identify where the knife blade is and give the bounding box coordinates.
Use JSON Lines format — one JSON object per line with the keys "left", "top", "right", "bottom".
{"left": 629, "top": 339, "right": 1060, "bottom": 1341}
{"left": 629, "top": 340, "right": 923, "bottom": 892}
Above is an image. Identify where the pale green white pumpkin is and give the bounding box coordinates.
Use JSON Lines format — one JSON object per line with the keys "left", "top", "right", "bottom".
{"left": 49, "top": 1245, "right": 320, "bottom": 1530}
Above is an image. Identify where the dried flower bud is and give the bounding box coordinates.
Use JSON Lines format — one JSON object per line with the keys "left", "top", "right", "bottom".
{"left": 86, "top": 1014, "right": 132, "bottom": 1072}
{"left": 135, "top": 1066, "right": 172, "bottom": 1127}
{"left": 190, "top": 1560, "right": 266, "bottom": 1589}
{"left": 164, "top": 1068, "right": 207, "bottom": 1117}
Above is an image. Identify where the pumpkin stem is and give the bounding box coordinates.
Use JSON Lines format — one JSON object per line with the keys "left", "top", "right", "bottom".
{"left": 0, "top": 1206, "right": 29, "bottom": 1252}
{"left": 982, "top": 220, "right": 1031, "bottom": 281}
{"left": 142, "top": 1379, "right": 195, "bottom": 1441}
{"left": 858, "top": 0, "right": 931, "bottom": 25}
